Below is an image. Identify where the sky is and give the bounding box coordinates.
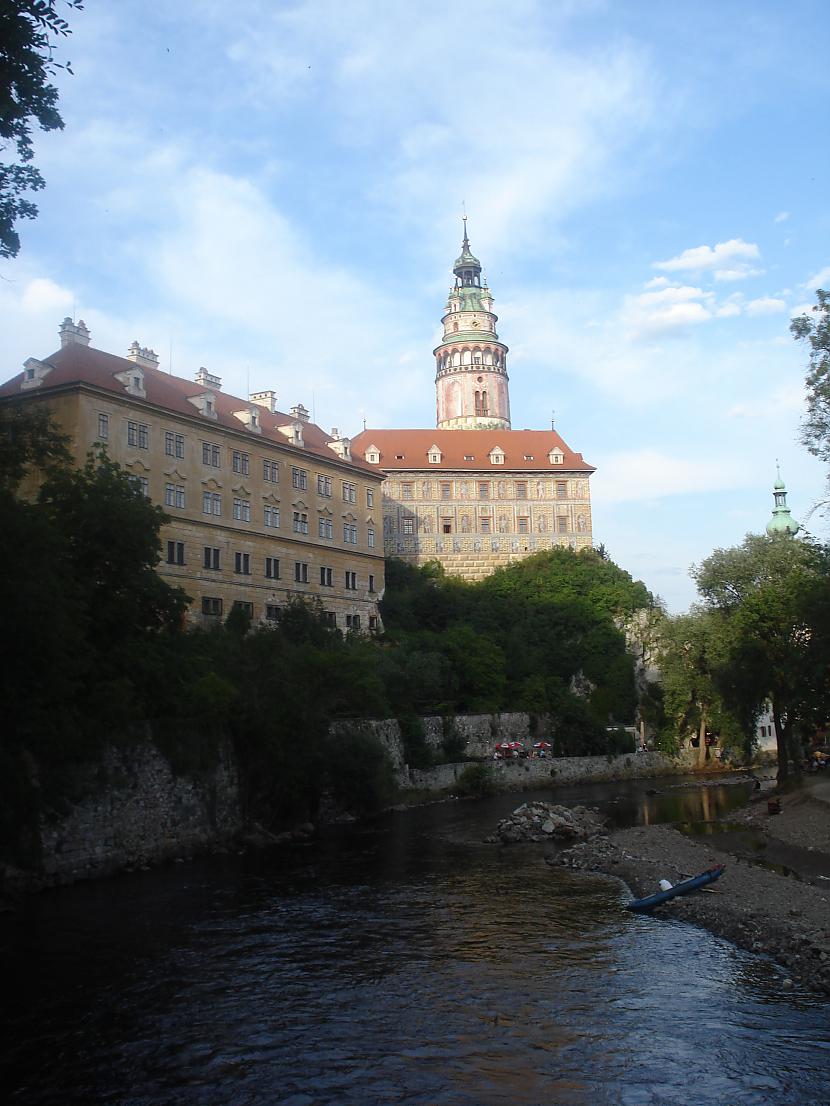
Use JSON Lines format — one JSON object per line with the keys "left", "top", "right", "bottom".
{"left": 3, "top": 0, "right": 829, "bottom": 612}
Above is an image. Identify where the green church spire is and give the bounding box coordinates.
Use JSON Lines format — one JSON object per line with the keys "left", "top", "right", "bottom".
{"left": 765, "top": 463, "right": 799, "bottom": 537}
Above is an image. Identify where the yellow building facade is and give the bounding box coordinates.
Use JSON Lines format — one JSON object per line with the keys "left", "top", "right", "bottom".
{"left": 2, "top": 319, "right": 385, "bottom": 630}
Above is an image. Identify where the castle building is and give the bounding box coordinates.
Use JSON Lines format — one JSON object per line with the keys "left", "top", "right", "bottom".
{"left": 1, "top": 320, "right": 385, "bottom": 630}
{"left": 351, "top": 221, "right": 595, "bottom": 581}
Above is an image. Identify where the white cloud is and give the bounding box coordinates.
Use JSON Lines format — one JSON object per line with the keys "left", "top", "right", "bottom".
{"left": 592, "top": 449, "right": 746, "bottom": 503}
{"left": 745, "top": 296, "right": 786, "bottom": 316}
{"left": 727, "top": 383, "right": 803, "bottom": 418}
{"left": 21, "top": 278, "right": 74, "bottom": 314}
{"left": 773, "top": 211, "right": 790, "bottom": 223}
{"left": 653, "top": 238, "right": 762, "bottom": 281}
{"left": 643, "top": 275, "right": 670, "bottom": 289}
{"left": 803, "top": 266, "right": 830, "bottom": 290}
{"left": 621, "top": 284, "right": 714, "bottom": 338}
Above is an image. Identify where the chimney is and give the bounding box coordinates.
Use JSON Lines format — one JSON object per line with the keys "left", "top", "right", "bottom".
{"left": 59, "top": 317, "right": 91, "bottom": 347}
{"left": 250, "top": 389, "right": 277, "bottom": 413}
{"left": 290, "top": 403, "right": 310, "bottom": 423}
{"left": 194, "top": 366, "right": 222, "bottom": 390}
{"left": 127, "top": 341, "right": 160, "bottom": 369}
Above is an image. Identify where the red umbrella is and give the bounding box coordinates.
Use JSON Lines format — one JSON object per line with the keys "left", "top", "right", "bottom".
{"left": 533, "top": 741, "right": 552, "bottom": 749}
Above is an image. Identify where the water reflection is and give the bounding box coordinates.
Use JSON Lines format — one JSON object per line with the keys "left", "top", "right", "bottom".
{"left": 1, "top": 776, "right": 829, "bottom": 1105}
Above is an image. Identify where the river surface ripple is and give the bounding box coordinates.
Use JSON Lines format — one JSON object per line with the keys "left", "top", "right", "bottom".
{"left": 3, "top": 778, "right": 830, "bottom": 1105}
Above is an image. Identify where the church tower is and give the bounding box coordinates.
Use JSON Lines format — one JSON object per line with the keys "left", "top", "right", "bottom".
{"left": 434, "top": 218, "right": 511, "bottom": 430}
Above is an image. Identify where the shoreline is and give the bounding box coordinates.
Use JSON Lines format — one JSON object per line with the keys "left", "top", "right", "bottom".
{"left": 556, "top": 774, "right": 830, "bottom": 998}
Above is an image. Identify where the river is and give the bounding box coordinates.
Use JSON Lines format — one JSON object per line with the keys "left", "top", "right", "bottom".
{"left": 2, "top": 776, "right": 830, "bottom": 1105}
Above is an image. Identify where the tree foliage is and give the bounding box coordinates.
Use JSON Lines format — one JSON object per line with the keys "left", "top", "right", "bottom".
{"left": 0, "top": 0, "right": 82, "bottom": 257}
{"left": 691, "top": 534, "right": 830, "bottom": 780}
{"left": 791, "top": 289, "right": 830, "bottom": 464}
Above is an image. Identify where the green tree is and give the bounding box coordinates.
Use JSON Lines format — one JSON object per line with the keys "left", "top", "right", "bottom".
{"left": 692, "top": 535, "right": 830, "bottom": 782}
{"left": 0, "top": 0, "right": 83, "bottom": 257}
{"left": 791, "top": 289, "right": 830, "bottom": 464}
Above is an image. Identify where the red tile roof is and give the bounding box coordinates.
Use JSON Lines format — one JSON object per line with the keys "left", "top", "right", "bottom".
{"left": 1, "top": 343, "right": 379, "bottom": 476}
{"left": 350, "top": 427, "right": 594, "bottom": 473}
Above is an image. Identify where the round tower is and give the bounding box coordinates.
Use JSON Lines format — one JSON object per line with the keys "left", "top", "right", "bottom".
{"left": 765, "top": 465, "right": 799, "bottom": 537}
{"left": 434, "top": 218, "right": 511, "bottom": 430}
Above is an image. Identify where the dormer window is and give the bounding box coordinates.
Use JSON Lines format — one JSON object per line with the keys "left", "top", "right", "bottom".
{"left": 549, "top": 449, "right": 564, "bottom": 465}
{"left": 115, "top": 365, "right": 146, "bottom": 398}
{"left": 233, "top": 407, "right": 262, "bottom": 434}
{"left": 464, "top": 454, "right": 475, "bottom": 461}
{"left": 427, "top": 444, "right": 442, "bottom": 464}
{"left": 188, "top": 391, "right": 218, "bottom": 420}
{"left": 489, "top": 447, "right": 505, "bottom": 465}
{"left": 366, "top": 450, "right": 380, "bottom": 464}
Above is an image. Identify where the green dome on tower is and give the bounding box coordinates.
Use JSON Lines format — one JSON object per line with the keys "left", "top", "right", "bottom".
{"left": 766, "top": 465, "right": 799, "bottom": 537}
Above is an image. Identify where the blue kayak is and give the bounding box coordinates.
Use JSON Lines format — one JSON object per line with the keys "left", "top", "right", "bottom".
{"left": 626, "top": 864, "right": 726, "bottom": 913}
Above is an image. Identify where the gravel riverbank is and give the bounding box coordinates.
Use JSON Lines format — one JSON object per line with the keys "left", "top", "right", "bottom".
{"left": 556, "top": 774, "right": 830, "bottom": 997}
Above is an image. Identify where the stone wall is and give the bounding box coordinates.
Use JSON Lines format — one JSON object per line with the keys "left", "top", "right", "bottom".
{"left": 37, "top": 740, "right": 241, "bottom": 886}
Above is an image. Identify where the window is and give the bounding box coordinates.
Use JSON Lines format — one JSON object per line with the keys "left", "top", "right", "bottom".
{"left": 291, "top": 466, "right": 307, "bottom": 490}
{"left": 366, "top": 489, "right": 374, "bottom": 508}
{"left": 98, "top": 413, "right": 109, "bottom": 440}
{"left": 165, "top": 431, "right": 184, "bottom": 458}
{"left": 523, "top": 454, "right": 535, "bottom": 462}
{"left": 202, "top": 597, "right": 222, "bottom": 617}
{"left": 264, "top": 504, "right": 280, "bottom": 528}
{"left": 202, "top": 442, "right": 221, "bottom": 467}
{"left": 234, "top": 551, "right": 251, "bottom": 575}
{"left": 515, "top": 481, "right": 527, "bottom": 499}
{"left": 346, "top": 613, "right": 361, "bottom": 630}
{"left": 490, "top": 452, "right": 504, "bottom": 465}
{"left": 369, "top": 574, "right": 375, "bottom": 593}
{"left": 442, "top": 517, "right": 452, "bottom": 534}
{"left": 263, "top": 459, "right": 279, "bottom": 483}
{"left": 293, "top": 511, "right": 309, "bottom": 534}
{"left": 294, "top": 562, "right": 309, "bottom": 583}
{"left": 440, "top": 482, "right": 452, "bottom": 500}
{"left": 343, "top": 523, "right": 358, "bottom": 544}
{"left": 320, "top": 566, "right": 333, "bottom": 587}
{"left": 166, "top": 540, "right": 185, "bottom": 565}
{"left": 265, "top": 557, "right": 280, "bottom": 579}
{"left": 321, "top": 611, "right": 337, "bottom": 628}
{"left": 203, "top": 547, "right": 220, "bottom": 570}
{"left": 232, "top": 450, "right": 250, "bottom": 476}
{"left": 428, "top": 452, "right": 441, "bottom": 464}
{"left": 318, "top": 517, "right": 333, "bottom": 539}
{"left": 130, "top": 475, "right": 149, "bottom": 497}
{"left": 128, "top": 421, "right": 149, "bottom": 449}
{"left": 233, "top": 498, "right": 251, "bottom": 522}
{"left": 479, "top": 482, "right": 490, "bottom": 499}
{"left": 518, "top": 516, "right": 529, "bottom": 534}
{"left": 480, "top": 516, "right": 491, "bottom": 534}
{"left": 400, "top": 483, "right": 413, "bottom": 501}
{"left": 317, "top": 474, "right": 332, "bottom": 497}
{"left": 463, "top": 454, "right": 474, "bottom": 461}
{"left": 165, "top": 483, "right": 185, "bottom": 509}
{"left": 368, "top": 615, "right": 379, "bottom": 631}
{"left": 556, "top": 482, "right": 567, "bottom": 499}
{"left": 345, "top": 571, "right": 357, "bottom": 590}
{"left": 232, "top": 600, "right": 253, "bottom": 618}
{"left": 557, "top": 516, "right": 568, "bottom": 533}
{"left": 266, "top": 604, "right": 282, "bottom": 622}
{"left": 203, "top": 491, "right": 221, "bottom": 515}
{"left": 367, "top": 527, "right": 375, "bottom": 548}
{"left": 403, "top": 518, "right": 414, "bottom": 535}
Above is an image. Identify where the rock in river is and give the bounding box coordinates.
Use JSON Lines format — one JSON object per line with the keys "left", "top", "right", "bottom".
{"left": 486, "top": 801, "right": 606, "bottom": 844}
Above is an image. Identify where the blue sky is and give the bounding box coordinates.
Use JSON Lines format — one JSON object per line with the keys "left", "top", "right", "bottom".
{"left": 3, "top": 0, "right": 829, "bottom": 612}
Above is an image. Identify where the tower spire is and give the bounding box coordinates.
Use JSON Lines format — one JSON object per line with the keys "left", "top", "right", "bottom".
{"left": 766, "top": 463, "right": 799, "bottom": 537}
{"left": 433, "top": 224, "right": 511, "bottom": 430}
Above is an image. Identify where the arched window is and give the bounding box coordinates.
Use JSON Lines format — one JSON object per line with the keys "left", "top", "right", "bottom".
{"left": 481, "top": 391, "right": 489, "bottom": 415}
{"left": 473, "top": 353, "right": 482, "bottom": 365}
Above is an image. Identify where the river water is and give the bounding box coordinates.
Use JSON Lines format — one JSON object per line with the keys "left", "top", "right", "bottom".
{"left": 3, "top": 777, "right": 830, "bottom": 1105}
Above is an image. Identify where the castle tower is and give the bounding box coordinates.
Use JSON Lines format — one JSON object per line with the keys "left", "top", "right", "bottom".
{"left": 765, "top": 465, "right": 799, "bottom": 537}
{"left": 434, "top": 218, "right": 511, "bottom": 430}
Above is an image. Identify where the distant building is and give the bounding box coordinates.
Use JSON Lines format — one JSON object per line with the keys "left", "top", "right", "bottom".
{"left": 352, "top": 221, "right": 595, "bottom": 581}
{"left": 765, "top": 465, "right": 799, "bottom": 537}
{"left": 1, "top": 319, "right": 385, "bottom": 630}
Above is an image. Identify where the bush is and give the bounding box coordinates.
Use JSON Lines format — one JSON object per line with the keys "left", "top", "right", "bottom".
{"left": 398, "top": 713, "right": 433, "bottom": 768}
{"left": 324, "top": 729, "right": 396, "bottom": 816}
{"left": 455, "top": 763, "right": 497, "bottom": 798}
{"left": 606, "top": 727, "right": 636, "bottom": 756}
